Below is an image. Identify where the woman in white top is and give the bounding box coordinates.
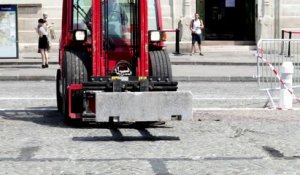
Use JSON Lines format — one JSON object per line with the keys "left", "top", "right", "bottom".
{"left": 190, "top": 13, "right": 204, "bottom": 56}
{"left": 38, "top": 18, "right": 50, "bottom": 68}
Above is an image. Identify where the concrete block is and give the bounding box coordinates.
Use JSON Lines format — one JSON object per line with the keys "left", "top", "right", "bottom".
{"left": 95, "top": 91, "right": 193, "bottom": 122}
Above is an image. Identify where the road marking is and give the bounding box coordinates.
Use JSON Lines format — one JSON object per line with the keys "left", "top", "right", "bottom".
{"left": 0, "top": 96, "right": 295, "bottom": 101}
{"left": 192, "top": 97, "right": 273, "bottom": 100}
{"left": 0, "top": 97, "right": 55, "bottom": 100}
{"left": 1, "top": 107, "right": 299, "bottom": 112}
{"left": 193, "top": 108, "right": 300, "bottom": 111}
{"left": 1, "top": 97, "right": 268, "bottom": 100}
{"left": 0, "top": 108, "right": 57, "bottom": 112}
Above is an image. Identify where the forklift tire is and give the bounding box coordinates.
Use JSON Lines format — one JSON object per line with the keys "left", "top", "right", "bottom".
{"left": 56, "top": 69, "right": 63, "bottom": 112}
{"left": 64, "top": 50, "right": 89, "bottom": 86}
{"left": 149, "top": 50, "right": 173, "bottom": 81}
{"left": 62, "top": 49, "right": 90, "bottom": 125}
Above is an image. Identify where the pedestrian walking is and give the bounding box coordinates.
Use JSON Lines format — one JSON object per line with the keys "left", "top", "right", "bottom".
{"left": 37, "top": 18, "right": 50, "bottom": 68}
{"left": 190, "top": 13, "right": 204, "bottom": 56}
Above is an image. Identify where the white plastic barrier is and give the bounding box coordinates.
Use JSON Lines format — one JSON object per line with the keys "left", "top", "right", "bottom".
{"left": 256, "top": 39, "right": 300, "bottom": 109}
{"left": 278, "top": 62, "right": 294, "bottom": 109}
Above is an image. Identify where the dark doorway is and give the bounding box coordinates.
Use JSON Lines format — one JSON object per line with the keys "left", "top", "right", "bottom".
{"left": 203, "top": 0, "right": 255, "bottom": 40}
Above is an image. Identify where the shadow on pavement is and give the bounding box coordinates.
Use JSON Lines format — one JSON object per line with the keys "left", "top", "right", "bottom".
{"left": 0, "top": 107, "right": 179, "bottom": 141}
{"left": 0, "top": 107, "right": 66, "bottom": 128}
{"left": 0, "top": 107, "right": 172, "bottom": 128}
{"left": 263, "top": 146, "right": 300, "bottom": 160}
{"left": 72, "top": 127, "right": 180, "bottom": 142}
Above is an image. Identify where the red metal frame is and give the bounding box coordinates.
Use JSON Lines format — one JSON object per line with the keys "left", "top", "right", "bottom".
{"left": 59, "top": 0, "right": 166, "bottom": 119}
{"left": 92, "top": 0, "right": 103, "bottom": 77}
{"left": 156, "top": 0, "right": 163, "bottom": 30}
{"left": 139, "top": 0, "right": 149, "bottom": 76}
{"left": 60, "top": 0, "right": 73, "bottom": 75}
{"left": 68, "top": 84, "right": 83, "bottom": 119}
{"left": 149, "top": 0, "right": 165, "bottom": 48}
{"left": 156, "top": 0, "right": 165, "bottom": 48}
{"left": 60, "top": 0, "right": 165, "bottom": 77}
{"left": 91, "top": 0, "right": 151, "bottom": 77}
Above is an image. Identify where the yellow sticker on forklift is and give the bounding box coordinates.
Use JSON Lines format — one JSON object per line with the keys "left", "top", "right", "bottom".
{"left": 112, "top": 76, "right": 121, "bottom": 80}
{"left": 139, "top": 76, "right": 147, "bottom": 80}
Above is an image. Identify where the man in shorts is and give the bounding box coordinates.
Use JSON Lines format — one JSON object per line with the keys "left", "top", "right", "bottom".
{"left": 190, "top": 13, "right": 204, "bottom": 56}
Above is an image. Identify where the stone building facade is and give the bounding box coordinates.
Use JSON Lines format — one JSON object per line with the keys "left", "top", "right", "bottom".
{"left": 1, "top": 0, "right": 300, "bottom": 53}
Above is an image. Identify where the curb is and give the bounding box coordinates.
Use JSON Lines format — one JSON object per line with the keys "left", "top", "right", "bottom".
{"left": 171, "top": 61, "right": 256, "bottom": 66}
{"left": 0, "top": 61, "right": 256, "bottom": 66}
{"left": 0, "top": 62, "right": 58, "bottom": 65}
{"left": 0, "top": 76, "right": 257, "bottom": 82}
{"left": 173, "top": 76, "right": 257, "bottom": 82}
{"left": 0, "top": 76, "right": 56, "bottom": 81}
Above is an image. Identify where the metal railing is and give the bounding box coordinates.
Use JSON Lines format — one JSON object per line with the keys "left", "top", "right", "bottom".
{"left": 281, "top": 30, "right": 300, "bottom": 57}
{"left": 257, "top": 39, "right": 300, "bottom": 108}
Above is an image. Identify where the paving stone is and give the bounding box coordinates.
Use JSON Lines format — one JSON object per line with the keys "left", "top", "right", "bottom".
{"left": 2, "top": 110, "right": 300, "bottom": 174}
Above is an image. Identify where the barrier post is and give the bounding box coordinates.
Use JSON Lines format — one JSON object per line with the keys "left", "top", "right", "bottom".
{"left": 288, "top": 31, "right": 292, "bottom": 57}
{"left": 280, "top": 30, "right": 284, "bottom": 55}
{"left": 278, "top": 62, "right": 294, "bottom": 110}
{"left": 174, "top": 29, "right": 181, "bottom": 55}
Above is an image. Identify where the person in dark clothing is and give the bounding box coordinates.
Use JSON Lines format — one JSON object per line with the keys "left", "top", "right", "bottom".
{"left": 37, "top": 18, "right": 50, "bottom": 68}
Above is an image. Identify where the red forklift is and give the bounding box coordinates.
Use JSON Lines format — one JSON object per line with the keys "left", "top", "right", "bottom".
{"left": 56, "top": 0, "right": 192, "bottom": 123}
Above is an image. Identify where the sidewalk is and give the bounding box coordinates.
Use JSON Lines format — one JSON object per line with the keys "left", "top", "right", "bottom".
{"left": 170, "top": 51, "right": 256, "bottom": 65}
{"left": 0, "top": 51, "right": 258, "bottom": 82}
{"left": 0, "top": 53, "right": 59, "bottom": 65}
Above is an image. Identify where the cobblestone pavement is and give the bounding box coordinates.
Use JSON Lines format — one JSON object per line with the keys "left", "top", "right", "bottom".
{"left": 1, "top": 110, "right": 300, "bottom": 174}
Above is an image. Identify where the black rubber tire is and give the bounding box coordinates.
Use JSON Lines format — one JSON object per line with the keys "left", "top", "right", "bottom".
{"left": 149, "top": 51, "right": 157, "bottom": 76}
{"left": 154, "top": 50, "right": 162, "bottom": 76}
{"left": 65, "top": 50, "right": 89, "bottom": 85}
{"left": 149, "top": 50, "right": 173, "bottom": 81}
{"left": 161, "top": 50, "right": 173, "bottom": 80}
{"left": 158, "top": 50, "right": 168, "bottom": 78}
{"left": 62, "top": 49, "right": 90, "bottom": 124}
{"left": 56, "top": 69, "right": 63, "bottom": 112}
